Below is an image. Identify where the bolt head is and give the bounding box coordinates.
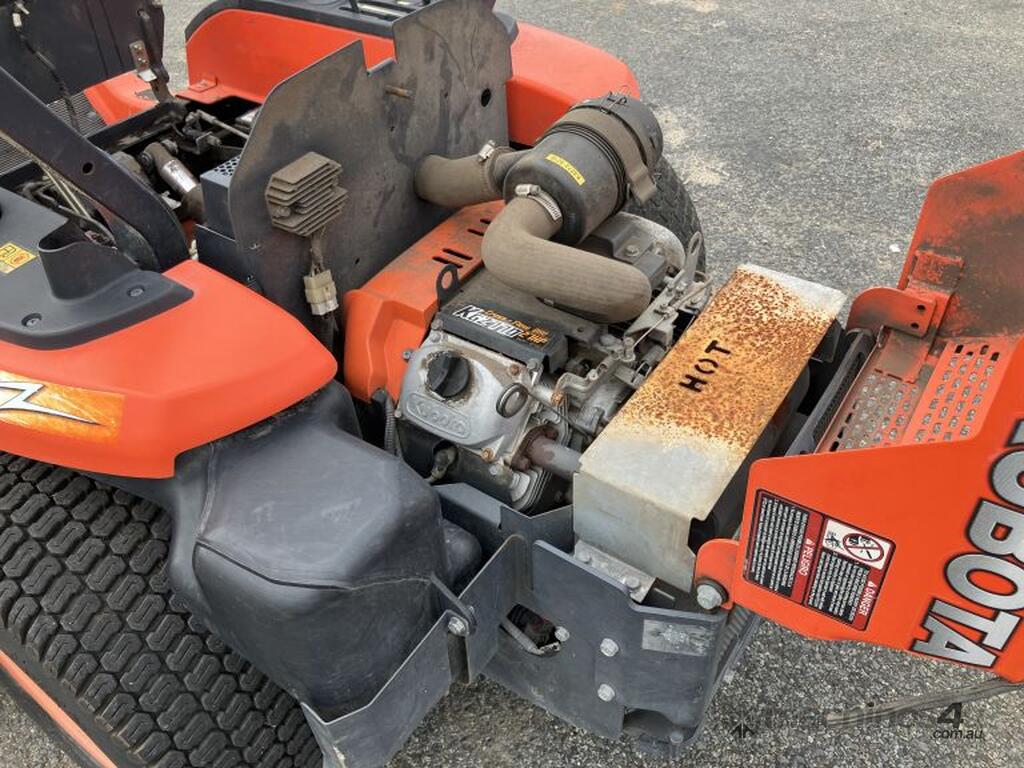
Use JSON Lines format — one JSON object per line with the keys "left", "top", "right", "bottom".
{"left": 696, "top": 581, "right": 725, "bottom": 611}
{"left": 554, "top": 627, "right": 570, "bottom": 643}
{"left": 597, "top": 684, "right": 616, "bottom": 703}
{"left": 446, "top": 616, "right": 469, "bottom": 637}
{"left": 402, "top": 349, "right": 413, "bottom": 361}
{"left": 576, "top": 551, "right": 592, "bottom": 564}
{"left": 623, "top": 576, "right": 641, "bottom": 590}
{"left": 599, "top": 638, "right": 619, "bottom": 658}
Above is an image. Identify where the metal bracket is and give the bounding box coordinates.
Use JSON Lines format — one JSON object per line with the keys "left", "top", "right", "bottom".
{"left": 435, "top": 262, "right": 461, "bottom": 303}
{"left": 133, "top": 1, "right": 172, "bottom": 102}
{"left": 574, "top": 540, "right": 656, "bottom": 603}
{"left": 847, "top": 286, "right": 938, "bottom": 337}
{"left": 432, "top": 574, "right": 477, "bottom": 636}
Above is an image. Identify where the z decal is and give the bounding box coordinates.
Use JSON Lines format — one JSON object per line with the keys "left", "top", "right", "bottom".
{"left": 0, "top": 373, "right": 123, "bottom": 442}
{"left": 0, "top": 381, "right": 99, "bottom": 423}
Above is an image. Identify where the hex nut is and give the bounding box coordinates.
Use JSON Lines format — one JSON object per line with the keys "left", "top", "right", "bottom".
{"left": 447, "top": 616, "right": 469, "bottom": 637}
{"left": 554, "top": 627, "right": 571, "bottom": 643}
{"left": 695, "top": 580, "right": 726, "bottom": 611}
{"left": 597, "top": 684, "right": 616, "bottom": 703}
{"left": 599, "top": 638, "right": 619, "bottom": 658}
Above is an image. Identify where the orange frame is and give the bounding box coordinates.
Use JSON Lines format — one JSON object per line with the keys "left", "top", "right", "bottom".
{"left": 179, "top": 10, "right": 640, "bottom": 145}
{"left": 87, "top": 11, "right": 641, "bottom": 143}
{"left": 696, "top": 151, "right": 1024, "bottom": 682}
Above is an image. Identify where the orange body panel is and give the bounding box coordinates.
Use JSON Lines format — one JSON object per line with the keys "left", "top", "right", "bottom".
{"left": 180, "top": 10, "right": 395, "bottom": 105}
{"left": 696, "top": 151, "right": 1024, "bottom": 681}
{"left": 505, "top": 24, "right": 640, "bottom": 145}
{"left": 83, "top": 72, "right": 158, "bottom": 124}
{"left": 181, "top": 10, "right": 640, "bottom": 145}
{"left": 343, "top": 202, "right": 498, "bottom": 402}
{"left": 0, "top": 261, "right": 336, "bottom": 478}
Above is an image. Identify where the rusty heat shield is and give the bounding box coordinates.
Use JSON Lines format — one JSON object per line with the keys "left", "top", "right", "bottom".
{"left": 227, "top": 0, "right": 512, "bottom": 331}
{"left": 574, "top": 265, "right": 845, "bottom": 592}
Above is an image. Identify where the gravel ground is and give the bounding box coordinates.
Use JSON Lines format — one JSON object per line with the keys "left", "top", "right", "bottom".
{"left": 3, "top": 0, "right": 1024, "bottom": 766}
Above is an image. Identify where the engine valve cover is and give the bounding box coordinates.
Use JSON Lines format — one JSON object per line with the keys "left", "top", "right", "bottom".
{"left": 574, "top": 264, "right": 845, "bottom": 591}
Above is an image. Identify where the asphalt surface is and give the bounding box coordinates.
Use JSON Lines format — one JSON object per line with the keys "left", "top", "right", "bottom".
{"left": 3, "top": 1, "right": 1024, "bottom": 766}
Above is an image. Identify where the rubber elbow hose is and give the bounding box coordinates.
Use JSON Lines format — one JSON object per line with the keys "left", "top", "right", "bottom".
{"left": 414, "top": 147, "right": 525, "bottom": 209}
{"left": 481, "top": 196, "right": 652, "bottom": 324}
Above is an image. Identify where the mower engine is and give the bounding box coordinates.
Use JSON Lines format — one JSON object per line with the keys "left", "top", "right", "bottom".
{"left": 394, "top": 94, "right": 844, "bottom": 596}
{"left": 388, "top": 96, "right": 700, "bottom": 508}
{"left": 396, "top": 210, "right": 704, "bottom": 511}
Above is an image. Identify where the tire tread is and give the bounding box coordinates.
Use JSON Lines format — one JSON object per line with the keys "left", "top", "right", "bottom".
{"left": 0, "top": 457, "right": 322, "bottom": 768}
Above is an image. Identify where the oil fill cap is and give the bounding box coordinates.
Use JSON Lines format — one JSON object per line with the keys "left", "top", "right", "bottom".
{"left": 427, "top": 352, "right": 470, "bottom": 399}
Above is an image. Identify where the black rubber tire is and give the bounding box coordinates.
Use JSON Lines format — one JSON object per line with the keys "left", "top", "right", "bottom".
{"left": 0, "top": 453, "right": 323, "bottom": 768}
{"left": 624, "top": 156, "right": 707, "bottom": 277}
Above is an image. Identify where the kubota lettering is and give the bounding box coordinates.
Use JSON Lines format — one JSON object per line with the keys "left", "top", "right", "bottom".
{"left": 913, "top": 420, "right": 1024, "bottom": 667}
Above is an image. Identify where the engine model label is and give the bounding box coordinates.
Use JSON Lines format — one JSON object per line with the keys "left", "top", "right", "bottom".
{"left": 451, "top": 305, "right": 553, "bottom": 347}
{"left": 745, "top": 492, "right": 893, "bottom": 629}
{"left": 0, "top": 242, "right": 36, "bottom": 275}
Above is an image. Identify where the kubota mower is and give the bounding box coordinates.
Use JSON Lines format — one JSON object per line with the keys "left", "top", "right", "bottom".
{"left": 0, "top": 2, "right": 1022, "bottom": 767}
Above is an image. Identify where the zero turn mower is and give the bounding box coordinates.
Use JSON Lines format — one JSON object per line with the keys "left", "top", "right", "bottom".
{"left": 0, "top": 2, "right": 1021, "bottom": 767}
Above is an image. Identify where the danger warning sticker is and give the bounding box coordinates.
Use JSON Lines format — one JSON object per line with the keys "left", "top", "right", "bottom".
{"left": 744, "top": 492, "right": 893, "bottom": 629}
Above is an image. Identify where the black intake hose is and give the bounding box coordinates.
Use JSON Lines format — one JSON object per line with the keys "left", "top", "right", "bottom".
{"left": 484, "top": 195, "right": 652, "bottom": 322}
{"left": 415, "top": 94, "right": 664, "bottom": 322}
{"left": 414, "top": 145, "right": 525, "bottom": 208}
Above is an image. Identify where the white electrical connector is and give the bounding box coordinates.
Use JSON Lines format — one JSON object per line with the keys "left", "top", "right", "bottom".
{"left": 304, "top": 269, "right": 339, "bottom": 316}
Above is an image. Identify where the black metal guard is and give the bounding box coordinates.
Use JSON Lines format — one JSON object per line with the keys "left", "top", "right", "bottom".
{"left": 0, "top": 65, "right": 188, "bottom": 270}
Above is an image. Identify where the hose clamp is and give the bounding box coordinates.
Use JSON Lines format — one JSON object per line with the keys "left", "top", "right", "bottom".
{"left": 514, "top": 183, "right": 562, "bottom": 222}
{"left": 477, "top": 140, "right": 498, "bottom": 163}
